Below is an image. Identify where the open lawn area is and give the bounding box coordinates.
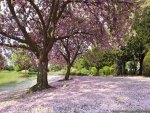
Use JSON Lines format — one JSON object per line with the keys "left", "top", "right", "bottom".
{"left": 0, "top": 71, "right": 36, "bottom": 86}
{"left": 0, "top": 76, "right": 150, "bottom": 113}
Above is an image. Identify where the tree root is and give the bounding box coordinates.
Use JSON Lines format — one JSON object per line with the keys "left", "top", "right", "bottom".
{"left": 27, "top": 84, "right": 52, "bottom": 94}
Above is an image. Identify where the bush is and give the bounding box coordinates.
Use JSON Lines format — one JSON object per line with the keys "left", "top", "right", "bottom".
{"left": 70, "top": 68, "right": 81, "bottom": 75}
{"left": 74, "top": 58, "right": 89, "bottom": 70}
{"left": 14, "top": 65, "right": 21, "bottom": 72}
{"left": 49, "top": 65, "right": 62, "bottom": 72}
{"left": 5, "top": 66, "right": 14, "bottom": 71}
{"left": 143, "top": 50, "right": 150, "bottom": 76}
{"left": 89, "top": 67, "right": 97, "bottom": 75}
{"left": 28, "top": 67, "right": 37, "bottom": 72}
{"left": 80, "top": 68, "right": 89, "bottom": 75}
{"left": 110, "top": 65, "right": 117, "bottom": 75}
{"left": 103, "top": 66, "right": 111, "bottom": 75}
{"left": 99, "top": 69, "right": 104, "bottom": 76}
{"left": 99, "top": 66, "right": 116, "bottom": 76}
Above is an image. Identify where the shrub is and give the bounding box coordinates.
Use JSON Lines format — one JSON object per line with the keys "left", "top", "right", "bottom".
{"left": 89, "top": 67, "right": 97, "bottom": 75}
{"left": 103, "top": 66, "right": 111, "bottom": 75}
{"left": 74, "top": 58, "right": 89, "bottom": 70}
{"left": 110, "top": 65, "right": 117, "bottom": 75}
{"left": 28, "top": 67, "right": 37, "bottom": 72}
{"left": 99, "top": 66, "right": 116, "bottom": 76}
{"left": 49, "top": 65, "right": 62, "bottom": 72}
{"left": 5, "top": 66, "right": 14, "bottom": 71}
{"left": 14, "top": 65, "right": 21, "bottom": 72}
{"left": 99, "top": 69, "right": 104, "bottom": 76}
{"left": 70, "top": 68, "right": 81, "bottom": 75}
{"left": 80, "top": 68, "right": 89, "bottom": 75}
{"left": 143, "top": 50, "right": 150, "bottom": 76}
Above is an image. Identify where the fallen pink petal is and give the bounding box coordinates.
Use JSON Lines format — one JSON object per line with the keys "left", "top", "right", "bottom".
{"left": 0, "top": 76, "right": 150, "bottom": 113}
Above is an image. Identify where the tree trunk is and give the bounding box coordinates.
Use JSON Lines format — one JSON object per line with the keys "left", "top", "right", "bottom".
{"left": 133, "top": 60, "right": 137, "bottom": 75}
{"left": 65, "top": 65, "right": 71, "bottom": 80}
{"left": 139, "top": 57, "right": 144, "bottom": 75}
{"left": 117, "top": 59, "right": 122, "bottom": 76}
{"left": 29, "top": 57, "right": 50, "bottom": 93}
{"left": 122, "top": 62, "right": 126, "bottom": 75}
{"left": 96, "top": 67, "right": 100, "bottom": 76}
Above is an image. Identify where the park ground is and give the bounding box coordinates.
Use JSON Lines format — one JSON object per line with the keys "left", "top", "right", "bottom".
{"left": 0, "top": 75, "right": 150, "bottom": 113}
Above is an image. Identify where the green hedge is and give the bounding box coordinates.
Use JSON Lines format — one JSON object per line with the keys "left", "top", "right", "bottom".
{"left": 70, "top": 65, "right": 116, "bottom": 76}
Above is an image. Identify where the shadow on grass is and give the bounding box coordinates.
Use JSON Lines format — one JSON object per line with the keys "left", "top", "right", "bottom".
{"left": 0, "top": 81, "right": 18, "bottom": 87}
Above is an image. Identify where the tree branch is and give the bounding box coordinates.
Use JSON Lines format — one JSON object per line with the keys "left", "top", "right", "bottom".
{"left": 0, "top": 30, "right": 26, "bottom": 43}
{"left": 0, "top": 43, "right": 30, "bottom": 50}
{"left": 58, "top": 49, "right": 68, "bottom": 62}
{"left": 57, "top": 31, "right": 93, "bottom": 40}
{"left": 6, "top": 0, "right": 39, "bottom": 53}
{"left": 27, "top": 0, "right": 46, "bottom": 29}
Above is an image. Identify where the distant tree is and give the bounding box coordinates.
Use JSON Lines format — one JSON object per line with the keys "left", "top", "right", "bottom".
{"left": 0, "top": 52, "right": 6, "bottom": 70}
{"left": 114, "top": 46, "right": 133, "bottom": 75}
{"left": 83, "top": 46, "right": 115, "bottom": 76}
{"left": 51, "top": 15, "right": 91, "bottom": 80}
{"left": 12, "top": 49, "right": 37, "bottom": 71}
{"left": 55, "top": 36, "right": 89, "bottom": 80}
{"left": 131, "top": 5, "right": 150, "bottom": 75}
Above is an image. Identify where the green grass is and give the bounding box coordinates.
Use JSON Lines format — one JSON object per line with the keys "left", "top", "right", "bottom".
{"left": 48, "top": 69, "right": 66, "bottom": 75}
{"left": 0, "top": 71, "right": 36, "bottom": 86}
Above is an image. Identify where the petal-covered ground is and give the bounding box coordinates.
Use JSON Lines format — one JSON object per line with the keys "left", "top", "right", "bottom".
{"left": 0, "top": 76, "right": 150, "bottom": 113}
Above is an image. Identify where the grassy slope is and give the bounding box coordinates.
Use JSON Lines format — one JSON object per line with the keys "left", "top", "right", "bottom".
{"left": 0, "top": 71, "right": 36, "bottom": 86}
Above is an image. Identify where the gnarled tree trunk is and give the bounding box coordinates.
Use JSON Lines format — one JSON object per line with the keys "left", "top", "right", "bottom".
{"left": 29, "top": 56, "right": 50, "bottom": 93}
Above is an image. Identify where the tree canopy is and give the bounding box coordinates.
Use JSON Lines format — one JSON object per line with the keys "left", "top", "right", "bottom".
{"left": 0, "top": 0, "right": 135, "bottom": 92}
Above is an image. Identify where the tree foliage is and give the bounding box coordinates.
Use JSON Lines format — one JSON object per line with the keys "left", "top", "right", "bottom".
{"left": 12, "top": 49, "right": 37, "bottom": 71}
{"left": 83, "top": 46, "right": 115, "bottom": 75}
{"left": 143, "top": 49, "right": 150, "bottom": 76}
{"left": 0, "top": 52, "right": 5, "bottom": 70}
{"left": 0, "top": 0, "right": 134, "bottom": 91}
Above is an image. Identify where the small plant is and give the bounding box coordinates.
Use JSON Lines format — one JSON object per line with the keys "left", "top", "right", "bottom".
{"left": 14, "top": 65, "right": 21, "bottom": 72}
{"left": 89, "top": 67, "right": 97, "bottom": 76}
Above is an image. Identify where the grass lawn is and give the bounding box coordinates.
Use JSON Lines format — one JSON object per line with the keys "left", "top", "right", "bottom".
{"left": 48, "top": 69, "right": 66, "bottom": 75}
{"left": 0, "top": 71, "right": 36, "bottom": 86}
